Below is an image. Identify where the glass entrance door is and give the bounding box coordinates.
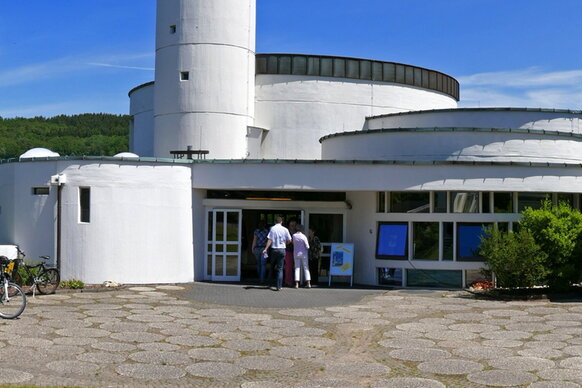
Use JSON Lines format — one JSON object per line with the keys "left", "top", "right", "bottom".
{"left": 207, "top": 209, "right": 242, "bottom": 281}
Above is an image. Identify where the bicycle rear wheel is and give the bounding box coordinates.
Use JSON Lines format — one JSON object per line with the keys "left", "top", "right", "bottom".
{"left": 37, "top": 268, "right": 60, "bottom": 295}
{"left": 0, "top": 282, "right": 26, "bottom": 319}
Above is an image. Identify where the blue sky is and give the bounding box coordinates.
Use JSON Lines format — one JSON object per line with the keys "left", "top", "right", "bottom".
{"left": 1, "top": 0, "right": 581, "bottom": 118}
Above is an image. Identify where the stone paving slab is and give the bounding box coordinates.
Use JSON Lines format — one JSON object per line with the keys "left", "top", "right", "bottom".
{"left": 1, "top": 283, "right": 582, "bottom": 387}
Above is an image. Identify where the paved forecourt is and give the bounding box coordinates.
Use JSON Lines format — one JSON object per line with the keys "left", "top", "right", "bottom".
{"left": 1, "top": 283, "right": 582, "bottom": 387}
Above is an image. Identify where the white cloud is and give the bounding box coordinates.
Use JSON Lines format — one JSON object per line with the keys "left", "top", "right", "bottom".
{"left": 457, "top": 67, "right": 582, "bottom": 110}
{"left": 0, "top": 52, "right": 154, "bottom": 88}
{"left": 88, "top": 63, "right": 154, "bottom": 71}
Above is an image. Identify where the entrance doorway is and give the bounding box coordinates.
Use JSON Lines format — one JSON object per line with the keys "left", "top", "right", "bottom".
{"left": 241, "top": 209, "right": 302, "bottom": 281}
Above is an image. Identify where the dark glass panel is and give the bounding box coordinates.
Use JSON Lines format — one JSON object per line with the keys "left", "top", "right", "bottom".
{"left": 413, "top": 67, "right": 421, "bottom": 86}
{"left": 320, "top": 58, "right": 333, "bottom": 76}
{"left": 267, "top": 56, "right": 278, "bottom": 73}
{"left": 395, "top": 65, "right": 405, "bottom": 83}
{"left": 406, "top": 269, "right": 462, "bottom": 288}
{"left": 372, "top": 62, "right": 383, "bottom": 81}
{"left": 307, "top": 57, "right": 320, "bottom": 75}
{"left": 333, "top": 58, "right": 346, "bottom": 77}
{"left": 494, "top": 192, "right": 513, "bottom": 213}
{"left": 383, "top": 63, "right": 395, "bottom": 82}
{"left": 378, "top": 268, "right": 403, "bottom": 286}
{"left": 434, "top": 192, "right": 447, "bottom": 213}
{"left": 442, "top": 222, "right": 453, "bottom": 261}
{"left": 279, "top": 56, "right": 291, "bottom": 74}
{"left": 413, "top": 222, "right": 439, "bottom": 260}
{"left": 390, "top": 192, "right": 430, "bottom": 213}
{"left": 518, "top": 193, "right": 548, "bottom": 212}
{"left": 360, "top": 60, "right": 372, "bottom": 80}
{"left": 292, "top": 56, "right": 307, "bottom": 75}
{"left": 346, "top": 59, "right": 359, "bottom": 78}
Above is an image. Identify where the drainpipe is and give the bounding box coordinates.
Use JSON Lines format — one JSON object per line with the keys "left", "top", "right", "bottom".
{"left": 50, "top": 174, "right": 67, "bottom": 271}
{"left": 56, "top": 184, "right": 62, "bottom": 272}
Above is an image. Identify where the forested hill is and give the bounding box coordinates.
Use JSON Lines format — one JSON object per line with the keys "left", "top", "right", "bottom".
{"left": 0, "top": 114, "right": 130, "bottom": 159}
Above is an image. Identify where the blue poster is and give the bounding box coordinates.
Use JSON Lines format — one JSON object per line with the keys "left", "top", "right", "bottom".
{"left": 330, "top": 243, "right": 354, "bottom": 277}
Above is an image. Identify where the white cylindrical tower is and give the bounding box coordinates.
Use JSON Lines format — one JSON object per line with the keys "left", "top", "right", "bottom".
{"left": 154, "top": 0, "right": 256, "bottom": 159}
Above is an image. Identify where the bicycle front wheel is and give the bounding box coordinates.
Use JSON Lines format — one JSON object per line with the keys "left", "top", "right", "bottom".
{"left": 37, "top": 268, "right": 60, "bottom": 295}
{"left": 0, "top": 282, "right": 26, "bottom": 319}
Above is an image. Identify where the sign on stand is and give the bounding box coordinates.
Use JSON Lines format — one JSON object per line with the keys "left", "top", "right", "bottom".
{"left": 328, "top": 243, "right": 354, "bottom": 287}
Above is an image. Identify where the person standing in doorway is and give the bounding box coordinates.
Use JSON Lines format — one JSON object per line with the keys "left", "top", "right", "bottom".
{"left": 293, "top": 224, "right": 311, "bottom": 288}
{"left": 263, "top": 217, "right": 291, "bottom": 291}
{"left": 308, "top": 227, "right": 323, "bottom": 286}
{"left": 284, "top": 218, "right": 297, "bottom": 287}
{"left": 251, "top": 220, "right": 269, "bottom": 284}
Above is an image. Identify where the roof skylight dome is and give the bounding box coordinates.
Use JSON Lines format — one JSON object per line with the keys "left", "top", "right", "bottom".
{"left": 114, "top": 152, "right": 139, "bottom": 158}
{"left": 19, "top": 148, "right": 60, "bottom": 159}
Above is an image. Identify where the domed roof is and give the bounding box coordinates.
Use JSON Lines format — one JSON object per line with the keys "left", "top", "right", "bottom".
{"left": 19, "top": 148, "right": 60, "bottom": 159}
{"left": 113, "top": 152, "right": 139, "bottom": 158}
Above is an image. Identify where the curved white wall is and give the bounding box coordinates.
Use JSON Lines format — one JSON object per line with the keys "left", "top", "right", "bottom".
{"left": 129, "top": 83, "right": 154, "bottom": 156}
{"left": 321, "top": 130, "right": 582, "bottom": 163}
{"left": 367, "top": 108, "right": 582, "bottom": 133}
{"left": 255, "top": 75, "right": 458, "bottom": 159}
{"left": 153, "top": 0, "right": 256, "bottom": 159}
{"left": 59, "top": 162, "right": 194, "bottom": 284}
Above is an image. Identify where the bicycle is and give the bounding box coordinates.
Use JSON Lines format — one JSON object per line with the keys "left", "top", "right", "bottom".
{"left": 12, "top": 249, "right": 60, "bottom": 296}
{"left": 0, "top": 255, "right": 26, "bottom": 319}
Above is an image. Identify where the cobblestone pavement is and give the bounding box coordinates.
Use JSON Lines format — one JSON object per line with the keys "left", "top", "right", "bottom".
{"left": 1, "top": 285, "right": 582, "bottom": 387}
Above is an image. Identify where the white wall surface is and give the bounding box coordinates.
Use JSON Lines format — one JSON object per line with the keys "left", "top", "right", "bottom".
{"left": 0, "top": 165, "right": 16, "bottom": 246}
{"left": 153, "top": 0, "right": 256, "bottom": 159}
{"left": 322, "top": 130, "right": 582, "bottom": 163}
{"left": 129, "top": 84, "right": 154, "bottom": 156}
{"left": 191, "top": 162, "right": 582, "bottom": 194}
{"left": 255, "top": 75, "right": 457, "bottom": 159}
{"left": 58, "top": 162, "right": 194, "bottom": 284}
{"left": 367, "top": 109, "right": 582, "bottom": 133}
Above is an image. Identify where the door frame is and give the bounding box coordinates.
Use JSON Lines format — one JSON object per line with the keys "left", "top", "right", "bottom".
{"left": 205, "top": 208, "right": 242, "bottom": 281}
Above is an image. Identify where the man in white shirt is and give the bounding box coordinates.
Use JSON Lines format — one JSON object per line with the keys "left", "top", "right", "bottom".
{"left": 263, "top": 216, "right": 291, "bottom": 291}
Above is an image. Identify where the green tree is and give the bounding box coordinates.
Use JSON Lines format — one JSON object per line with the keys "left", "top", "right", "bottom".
{"left": 480, "top": 227, "right": 549, "bottom": 288}
{"left": 0, "top": 114, "right": 130, "bottom": 159}
{"left": 520, "top": 200, "right": 582, "bottom": 290}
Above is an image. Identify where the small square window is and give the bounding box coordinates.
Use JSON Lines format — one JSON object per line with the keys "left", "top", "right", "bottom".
{"left": 180, "top": 71, "right": 189, "bottom": 81}
{"left": 170, "top": 25, "right": 177, "bottom": 34}
{"left": 32, "top": 187, "right": 50, "bottom": 195}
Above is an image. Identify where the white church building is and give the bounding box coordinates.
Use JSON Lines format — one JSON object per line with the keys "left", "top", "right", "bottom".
{"left": 1, "top": 0, "right": 582, "bottom": 288}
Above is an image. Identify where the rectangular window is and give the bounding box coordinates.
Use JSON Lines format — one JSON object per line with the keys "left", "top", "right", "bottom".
{"left": 482, "top": 192, "right": 491, "bottom": 213}
{"left": 32, "top": 187, "right": 50, "bottom": 195}
{"left": 451, "top": 192, "right": 479, "bottom": 213}
{"left": 377, "top": 192, "right": 386, "bottom": 213}
{"left": 376, "top": 222, "right": 408, "bottom": 259}
{"left": 378, "top": 268, "right": 403, "bottom": 286}
{"left": 180, "top": 71, "right": 189, "bottom": 81}
{"left": 170, "top": 25, "right": 177, "bottom": 34}
{"left": 291, "top": 56, "right": 307, "bottom": 75}
{"left": 442, "top": 222, "right": 454, "bottom": 261}
{"left": 413, "top": 222, "right": 439, "bottom": 260}
{"left": 518, "top": 192, "right": 548, "bottom": 212}
{"left": 557, "top": 193, "right": 575, "bottom": 207}
{"left": 406, "top": 269, "right": 462, "bottom": 288}
{"left": 390, "top": 192, "right": 429, "bottom": 213}
{"left": 494, "top": 192, "right": 513, "bottom": 213}
{"left": 80, "top": 187, "right": 90, "bottom": 223}
{"left": 434, "top": 192, "right": 447, "bottom": 213}
{"left": 457, "top": 223, "right": 490, "bottom": 261}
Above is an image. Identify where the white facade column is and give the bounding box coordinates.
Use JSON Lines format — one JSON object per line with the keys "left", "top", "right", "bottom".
{"left": 154, "top": 0, "right": 256, "bottom": 159}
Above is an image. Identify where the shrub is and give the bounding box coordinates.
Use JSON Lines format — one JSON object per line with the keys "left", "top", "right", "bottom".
{"left": 60, "top": 279, "right": 85, "bottom": 289}
{"left": 521, "top": 200, "right": 582, "bottom": 290}
{"left": 480, "top": 227, "right": 549, "bottom": 288}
